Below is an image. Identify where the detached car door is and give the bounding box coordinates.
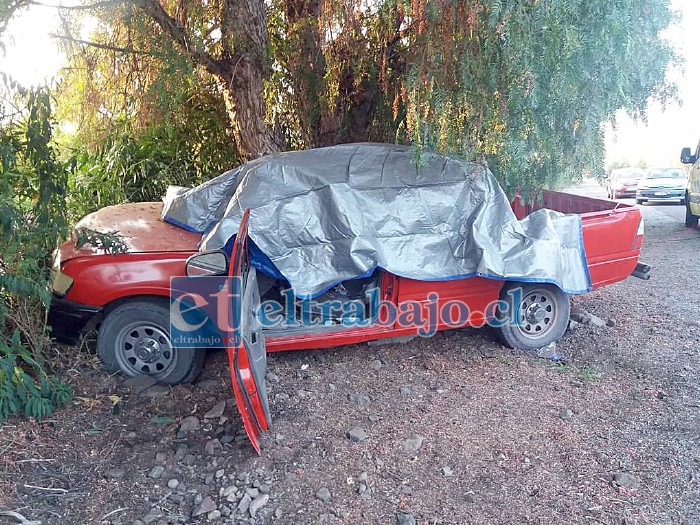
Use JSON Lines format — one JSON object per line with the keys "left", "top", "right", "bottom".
{"left": 228, "top": 209, "right": 270, "bottom": 453}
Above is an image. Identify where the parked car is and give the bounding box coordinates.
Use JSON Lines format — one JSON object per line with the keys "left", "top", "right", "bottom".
{"left": 606, "top": 167, "right": 644, "bottom": 199}
{"left": 49, "top": 147, "right": 649, "bottom": 452}
{"left": 681, "top": 140, "right": 700, "bottom": 227}
{"left": 635, "top": 167, "right": 687, "bottom": 205}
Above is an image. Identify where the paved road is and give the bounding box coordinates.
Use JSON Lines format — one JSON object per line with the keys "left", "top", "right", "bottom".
{"left": 566, "top": 177, "right": 687, "bottom": 223}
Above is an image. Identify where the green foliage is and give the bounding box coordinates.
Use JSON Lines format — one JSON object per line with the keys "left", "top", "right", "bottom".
{"left": 402, "top": 0, "right": 678, "bottom": 194}
{"left": 75, "top": 227, "right": 129, "bottom": 254}
{"left": 0, "top": 84, "right": 72, "bottom": 422}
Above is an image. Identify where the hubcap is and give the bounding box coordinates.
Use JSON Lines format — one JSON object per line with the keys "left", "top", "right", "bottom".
{"left": 517, "top": 289, "right": 557, "bottom": 340}
{"left": 115, "top": 322, "right": 176, "bottom": 378}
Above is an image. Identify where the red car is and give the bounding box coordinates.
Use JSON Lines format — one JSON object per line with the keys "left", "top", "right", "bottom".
{"left": 50, "top": 191, "right": 647, "bottom": 452}
{"left": 606, "top": 167, "right": 645, "bottom": 199}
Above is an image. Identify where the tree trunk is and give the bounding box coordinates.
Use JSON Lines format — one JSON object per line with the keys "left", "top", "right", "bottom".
{"left": 138, "top": 0, "right": 283, "bottom": 160}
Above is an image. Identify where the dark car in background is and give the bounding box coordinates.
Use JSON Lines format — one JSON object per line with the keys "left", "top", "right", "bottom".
{"left": 606, "top": 167, "right": 644, "bottom": 199}
{"left": 635, "top": 167, "right": 687, "bottom": 205}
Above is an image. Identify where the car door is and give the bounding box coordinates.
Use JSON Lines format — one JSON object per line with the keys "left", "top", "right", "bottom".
{"left": 227, "top": 208, "right": 270, "bottom": 453}
{"left": 689, "top": 140, "right": 700, "bottom": 215}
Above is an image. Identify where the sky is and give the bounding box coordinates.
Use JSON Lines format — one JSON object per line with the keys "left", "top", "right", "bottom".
{"left": 0, "top": 0, "right": 698, "bottom": 168}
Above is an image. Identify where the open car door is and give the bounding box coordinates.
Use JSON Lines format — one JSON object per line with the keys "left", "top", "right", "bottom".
{"left": 228, "top": 209, "right": 270, "bottom": 453}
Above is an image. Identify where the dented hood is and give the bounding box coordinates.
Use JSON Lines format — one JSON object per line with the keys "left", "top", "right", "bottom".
{"left": 59, "top": 202, "right": 201, "bottom": 262}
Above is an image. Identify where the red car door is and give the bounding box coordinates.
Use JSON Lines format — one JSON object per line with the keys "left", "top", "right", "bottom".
{"left": 227, "top": 209, "right": 270, "bottom": 453}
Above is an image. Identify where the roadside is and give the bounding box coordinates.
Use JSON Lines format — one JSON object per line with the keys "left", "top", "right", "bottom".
{"left": 1, "top": 185, "right": 698, "bottom": 525}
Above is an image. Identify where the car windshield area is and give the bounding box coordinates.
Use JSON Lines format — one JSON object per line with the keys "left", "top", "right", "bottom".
{"left": 645, "top": 168, "right": 685, "bottom": 179}
{"left": 612, "top": 169, "right": 644, "bottom": 181}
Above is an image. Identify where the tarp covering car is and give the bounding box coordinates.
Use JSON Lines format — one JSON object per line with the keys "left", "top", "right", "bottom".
{"left": 162, "top": 143, "right": 592, "bottom": 297}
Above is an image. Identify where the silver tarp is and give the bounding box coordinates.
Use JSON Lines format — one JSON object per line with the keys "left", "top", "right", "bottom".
{"left": 162, "top": 143, "right": 591, "bottom": 297}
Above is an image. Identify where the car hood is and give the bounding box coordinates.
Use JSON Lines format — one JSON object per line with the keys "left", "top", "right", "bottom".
{"left": 59, "top": 202, "right": 202, "bottom": 262}
{"left": 638, "top": 177, "right": 686, "bottom": 188}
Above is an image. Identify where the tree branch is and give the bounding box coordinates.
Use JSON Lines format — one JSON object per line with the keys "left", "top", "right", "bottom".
{"left": 131, "top": 0, "right": 222, "bottom": 76}
{"left": 26, "top": 0, "right": 120, "bottom": 10}
{"left": 50, "top": 33, "right": 158, "bottom": 56}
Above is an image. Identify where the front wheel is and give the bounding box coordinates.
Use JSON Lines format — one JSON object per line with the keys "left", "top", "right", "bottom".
{"left": 685, "top": 195, "right": 699, "bottom": 228}
{"left": 635, "top": 198, "right": 644, "bottom": 205}
{"left": 97, "top": 299, "right": 205, "bottom": 384}
{"left": 495, "top": 282, "right": 571, "bottom": 350}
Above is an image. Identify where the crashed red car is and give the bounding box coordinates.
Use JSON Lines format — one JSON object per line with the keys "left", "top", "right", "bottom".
{"left": 50, "top": 195, "right": 647, "bottom": 452}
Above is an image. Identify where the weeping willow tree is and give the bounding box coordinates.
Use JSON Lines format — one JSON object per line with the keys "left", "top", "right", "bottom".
{"left": 44, "top": 0, "right": 678, "bottom": 193}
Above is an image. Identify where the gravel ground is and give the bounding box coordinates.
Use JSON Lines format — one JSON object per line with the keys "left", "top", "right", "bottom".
{"left": 1, "top": 196, "right": 698, "bottom": 525}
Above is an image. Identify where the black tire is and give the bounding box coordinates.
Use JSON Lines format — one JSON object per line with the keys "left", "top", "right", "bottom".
{"left": 685, "top": 196, "right": 699, "bottom": 228}
{"left": 635, "top": 198, "right": 644, "bottom": 205}
{"left": 495, "top": 282, "right": 570, "bottom": 350}
{"left": 97, "top": 299, "right": 205, "bottom": 384}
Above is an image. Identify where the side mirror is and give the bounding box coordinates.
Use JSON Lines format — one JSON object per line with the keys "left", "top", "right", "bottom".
{"left": 185, "top": 251, "right": 228, "bottom": 277}
{"left": 680, "top": 147, "right": 696, "bottom": 164}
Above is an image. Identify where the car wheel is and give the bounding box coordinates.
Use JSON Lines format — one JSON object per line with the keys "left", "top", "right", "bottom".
{"left": 685, "top": 195, "right": 699, "bottom": 228}
{"left": 635, "top": 198, "right": 644, "bottom": 205}
{"left": 495, "top": 282, "right": 571, "bottom": 351}
{"left": 97, "top": 299, "right": 205, "bottom": 384}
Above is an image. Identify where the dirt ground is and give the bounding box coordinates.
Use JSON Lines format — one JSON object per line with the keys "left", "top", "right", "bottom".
{"left": 1, "top": 198, "right": 699, "bottom": 525}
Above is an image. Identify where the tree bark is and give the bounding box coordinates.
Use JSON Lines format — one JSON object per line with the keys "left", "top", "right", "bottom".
{"left": 136, "top": 0, "right": 283, "bottom": 160}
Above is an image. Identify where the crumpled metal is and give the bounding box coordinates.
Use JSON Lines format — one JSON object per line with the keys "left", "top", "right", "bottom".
{"left": 162, "top": 143, "right": 591, "bottom": 298}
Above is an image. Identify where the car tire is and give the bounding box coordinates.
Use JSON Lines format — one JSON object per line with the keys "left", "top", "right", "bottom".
{"left": 685, "top": 195, "right": 699, "bottom": 228}
{"left": 635, "top": 198, "right": 644, "bottom": 205}
{"left": 97, "top": 298, "right": 205, "bottom": 384}
{"left": 495, "top": 282, "right": 571, "bottom": 351}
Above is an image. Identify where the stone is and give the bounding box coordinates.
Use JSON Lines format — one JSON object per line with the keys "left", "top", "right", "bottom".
{"left": 215, "top": 469, "right": 225, "bottom": 478}
{"left": 193, "top": 496, "right": 217, "bottom": 517}
{"left": 205, "top": 438, "right": 222, "bottom": 455}
{"left": 347, "top": 427, "right": 368, "bottom": 442}
{"left": 441, "top": 466, "right": 453, "bottom": 477}
{"left": 148, "top": 466, "right": 165, "bottom": 479}
{"left": 204, "top": 400, "right": 227, "bottom": 419}
{"left": 266, "top": 372, "right": 280, "bottom": 383}
{"left": 220, "top": 434, "right": 235, "bottom": 444}
{"left": 207, "top": 510, "right": 221, "bottom": 521}
{"left": 613, "top": 472, "right": 641, "bottom": 490}
{"left": 606, "top": 318, "right": 617, "bottom": 327}
{"left": 399, "top": 386, "right": 412, "bottom": 395}
{"left": 124, "top": 374, "right": 157, "bottom": 393}
{"left": 195, "top": 378, "right": 219, "bottom": 391}
{"left": 559, "top": 408, "right": 574, "bottom": 421}
{"left": 140, "top": 385, "right": 169, "bottom": 399}
{"left": 396, "top": 512, "right": 416, "bottom": 525}
{"left": 348, "top": 393, "right": 370, "bottom": 404}
{"left": 315, "top": 487, "right": 332, "bottom": 503}
{"left": 237, "top": 494, "right": 252, "bottom": 514}
{"left": 178, "top": 416, "right": 200, "bottom": 433}
{"left": 401, "top": 436, "right": 424, "bottom": 454}
{"left": 246, "top": 488, "right": 260, "bottom": 499}
{"left": 104, "top": 468, "right": 126, "bottom": 479}
{"left": 182, "top": 454, "right": 197, "bottom": 466}
{"left": 369, "top": 359, "right": 383, "bottom": 370}
{"left": 249, "top": 494, "right": 269, "bottom": 517}
{"left": 167, "top": 479, "right": 179, "bottom": 489}
{"left": 155, "top": 452, "right": 167, "bottom": 463}
{"left": 368, "top": 415, "right": 380, "bottom": 422}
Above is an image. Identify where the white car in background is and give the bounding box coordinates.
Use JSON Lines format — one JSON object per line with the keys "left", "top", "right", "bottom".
{"left": 635, "top": 167, "right": 687, "bottom": 205}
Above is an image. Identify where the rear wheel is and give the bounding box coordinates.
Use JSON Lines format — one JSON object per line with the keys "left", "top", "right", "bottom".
{"left": 685, "top": 195, "right": 699, "bottom": 228}
{"left": 97, "top": 299, "right": 205, "bottom": 384}
{"left": 495, "top": 282, "right": 570, "bottom": 350}
{"left": 635, "top": 198, "right": 644, "bottom": 205}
